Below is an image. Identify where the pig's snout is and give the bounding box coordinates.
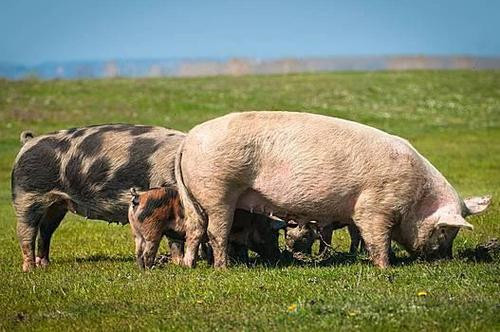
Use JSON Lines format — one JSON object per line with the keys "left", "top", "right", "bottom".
{"left": 285, "top": 225, "right": 316, "bottom": 255}
{"left": 423, "top": 242, "right": 454, "bottom": 261}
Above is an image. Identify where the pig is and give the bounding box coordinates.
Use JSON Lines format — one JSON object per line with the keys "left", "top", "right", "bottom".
{"left": 174, "top": 111, "right": 492, "bottom": 268}
{"left": 285, "top": 221, "right": 364, "bottom": 255}
{"left": 128, "top": 187, "right": 284, "bottom": 269}
{"left": 11, "top": 124, "right": 185, "bottom": 272}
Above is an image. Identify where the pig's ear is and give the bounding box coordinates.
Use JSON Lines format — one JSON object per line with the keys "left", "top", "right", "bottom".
{"left": 270, "top": 219, "right": 287, "bottom": 230}
{"left": 436, "top": 215, "right": 474, "bottom": 230}
{"left": 464, "top": 195, "right": 492, "bottom": 216}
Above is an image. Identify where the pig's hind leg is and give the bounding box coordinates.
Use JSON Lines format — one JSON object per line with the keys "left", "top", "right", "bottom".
{"left": 36, "top": 201, "right": 67, "bottom": 267}
{"left": 207, "top": 205, "right": 236, "bottom": 268}
{"left": 14, "top": 196, "right": 45, "bottom": 272}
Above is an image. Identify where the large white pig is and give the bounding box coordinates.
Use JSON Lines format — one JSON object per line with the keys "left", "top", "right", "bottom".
{"left": 175, "top": 111, "right": 491, "bottom": 268}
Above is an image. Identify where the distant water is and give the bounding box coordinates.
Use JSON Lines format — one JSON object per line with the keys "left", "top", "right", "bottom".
{"left": 1, "top": 56, "right": 499, "bottom": 80}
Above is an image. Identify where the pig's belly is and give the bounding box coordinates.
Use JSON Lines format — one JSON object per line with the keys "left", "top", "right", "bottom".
{"left": 236, "top": 182, "right": 357, "bottom": 224}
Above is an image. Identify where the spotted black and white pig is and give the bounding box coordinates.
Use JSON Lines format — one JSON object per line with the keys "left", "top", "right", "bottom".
{"left": 175, "top": 111, "right": 491, "bottom": 268}
{"left": 11, "top": 124, "right": 185, "bottom": 271}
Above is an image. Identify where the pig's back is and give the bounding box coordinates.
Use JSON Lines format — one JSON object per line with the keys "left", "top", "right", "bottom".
{"left": 12, "top": 124, "right": 185, "bottom": 223}
{"left": 189, "top": 111, "right": 421, "bottom": 179}
{"left": 186, "top": 112, "right": 428, "bottom": 220}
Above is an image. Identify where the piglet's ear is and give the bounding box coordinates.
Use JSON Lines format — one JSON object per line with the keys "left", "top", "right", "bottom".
{"left": 130, "top": 188, "right": 140, "bottom": 206}
{"left": 464, "top": 195, "right": 492, "bottom": 216}
{"left": 436, "top": 215, "right": 474, "bottom": 230}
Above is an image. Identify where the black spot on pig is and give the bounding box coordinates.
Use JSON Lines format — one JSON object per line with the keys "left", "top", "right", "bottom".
{"left": 71, "top": 128, "right": 87, "bottom": 138}
{"left": 36, "top": 137, "right": 71, "bottom": 153}
{"left": 25, "top": 201, "right": 45, "bottom": 225}
{"left": 76, "top": 124, "right": 137, "bottom": 157}
{"left": 55, "top": 138, "right": 71, "bottom": 153}
{"left": 78, "top": 131, "right": 104, "bottom": 157}
{"left": 129, "top": 126, "right": 153, "bottom": 136}
{"left": 87, "top": 157, "right": 111, "bottom": 186}
{"left": 66, "top": 127, "right": 78, "bottom": 134}
{"left": 102, "top": 138, "right": 161, "bottom": 199}
{"left": 137, "top": 195, "right": 169, "bottom": 222}
{"left": 64, "top": 154, "right": 86, "bottom": 196}
{"left": 96, "top": 124, "right": 131, "bottom": 134}
{"left": 12, "top": 140, "right": 62, "bottom": 194}
{"left": 63, "top": 155, "right": 109, "bottom": 198}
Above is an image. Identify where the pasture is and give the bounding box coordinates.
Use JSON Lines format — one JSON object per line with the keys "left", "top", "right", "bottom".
{"left": 0, "top": 71, "right": 499, "bottom": 331}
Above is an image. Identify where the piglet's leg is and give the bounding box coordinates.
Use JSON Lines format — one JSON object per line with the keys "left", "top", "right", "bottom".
{"left": 168, "top": 240, "right": 184, "bottom": 265}
{"left": 143, "top": 240, "right": 161, "bottom": 269}
{"left": 134, "top": 235, "right": 146, "bottom": 269}
{"left": 347, "top": 224, "right": 363, "bottom": 254}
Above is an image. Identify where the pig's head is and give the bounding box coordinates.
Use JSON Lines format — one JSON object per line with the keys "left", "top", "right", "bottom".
{"left": 284, "top": 221, "right": 320, "bottom": 255}
{"left": 400, "top": 195, "right": 492, "bottom": 260}
{"left": 128, "top": 186, "right": 184, "bottom": 269}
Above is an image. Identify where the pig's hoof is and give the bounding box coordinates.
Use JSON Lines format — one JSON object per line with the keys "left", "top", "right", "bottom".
{"left": 182, "top": 259, "right": 196, "bottom": 268}
{"left": 214, "top": 264, "right": 228, "bottom": 270}
{"left": 171, "top": 256, "right": 183, "bottom": 266}
{"left": 35, "top": 256, "right": 49, "bottom": 267}
{"left": 373, "top": 259, "right": 390, "bottom": 269}
{"left": 22, "top": 261, "right": 35, "bottom": 272}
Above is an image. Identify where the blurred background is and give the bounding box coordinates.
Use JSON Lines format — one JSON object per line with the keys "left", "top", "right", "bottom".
{"left": 1, "top": 0, "right": 499, "bottom": 79}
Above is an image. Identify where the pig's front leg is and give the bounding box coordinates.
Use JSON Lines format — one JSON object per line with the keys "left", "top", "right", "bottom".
{"left": 143, "top": 240, "right": 161, "bottom": 269}
{"left": 354, "top": 214, "right": 392, "bottom": 268}
{"left": 134, "top": 234, "right": 146, "bottom": 269}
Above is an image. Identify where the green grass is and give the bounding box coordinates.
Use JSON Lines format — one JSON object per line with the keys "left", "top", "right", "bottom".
{"left": 0, "top": 71, "right": 499, "bottom": 331}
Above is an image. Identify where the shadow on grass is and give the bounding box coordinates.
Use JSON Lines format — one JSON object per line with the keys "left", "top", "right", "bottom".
{"left": 65, "top": 239, "right": 499, "bottom": 269}
{"left": 271, "top": 245, "right": 419, "bottom": 268}
{"left": 71, "top": 254, "right": 134, "bottom": 263}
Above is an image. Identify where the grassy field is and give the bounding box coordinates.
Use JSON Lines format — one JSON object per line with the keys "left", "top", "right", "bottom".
{"left": 0, "top": 71, "right": 499, "bottom": 331}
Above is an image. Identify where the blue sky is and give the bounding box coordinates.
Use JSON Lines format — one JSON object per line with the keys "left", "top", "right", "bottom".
{"left": 1, "top": 0, "right": 499, "bottom": 65}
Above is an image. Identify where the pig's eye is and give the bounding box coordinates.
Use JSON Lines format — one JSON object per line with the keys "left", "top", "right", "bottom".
{"left": 131, "top": 196, "right": 140, "bottom": 207}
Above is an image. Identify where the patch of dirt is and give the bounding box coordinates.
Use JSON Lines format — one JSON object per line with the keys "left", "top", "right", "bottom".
{"left": 458, "top": 238, "right": 499, "bottom": 262}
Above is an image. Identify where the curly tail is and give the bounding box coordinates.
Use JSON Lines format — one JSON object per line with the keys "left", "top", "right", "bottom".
{"left": 174, "top": 139, "right": 207, "bottom": 224}
{"left": 20, "top": 131, "right": 34, "bottom": 145}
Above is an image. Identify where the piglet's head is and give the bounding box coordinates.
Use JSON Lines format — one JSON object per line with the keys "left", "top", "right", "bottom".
{"left": 284, "top": 220, "right": 319, "bottom": 255}
{"left": 128, "top": 186, "right": 183, "bottom": 269}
